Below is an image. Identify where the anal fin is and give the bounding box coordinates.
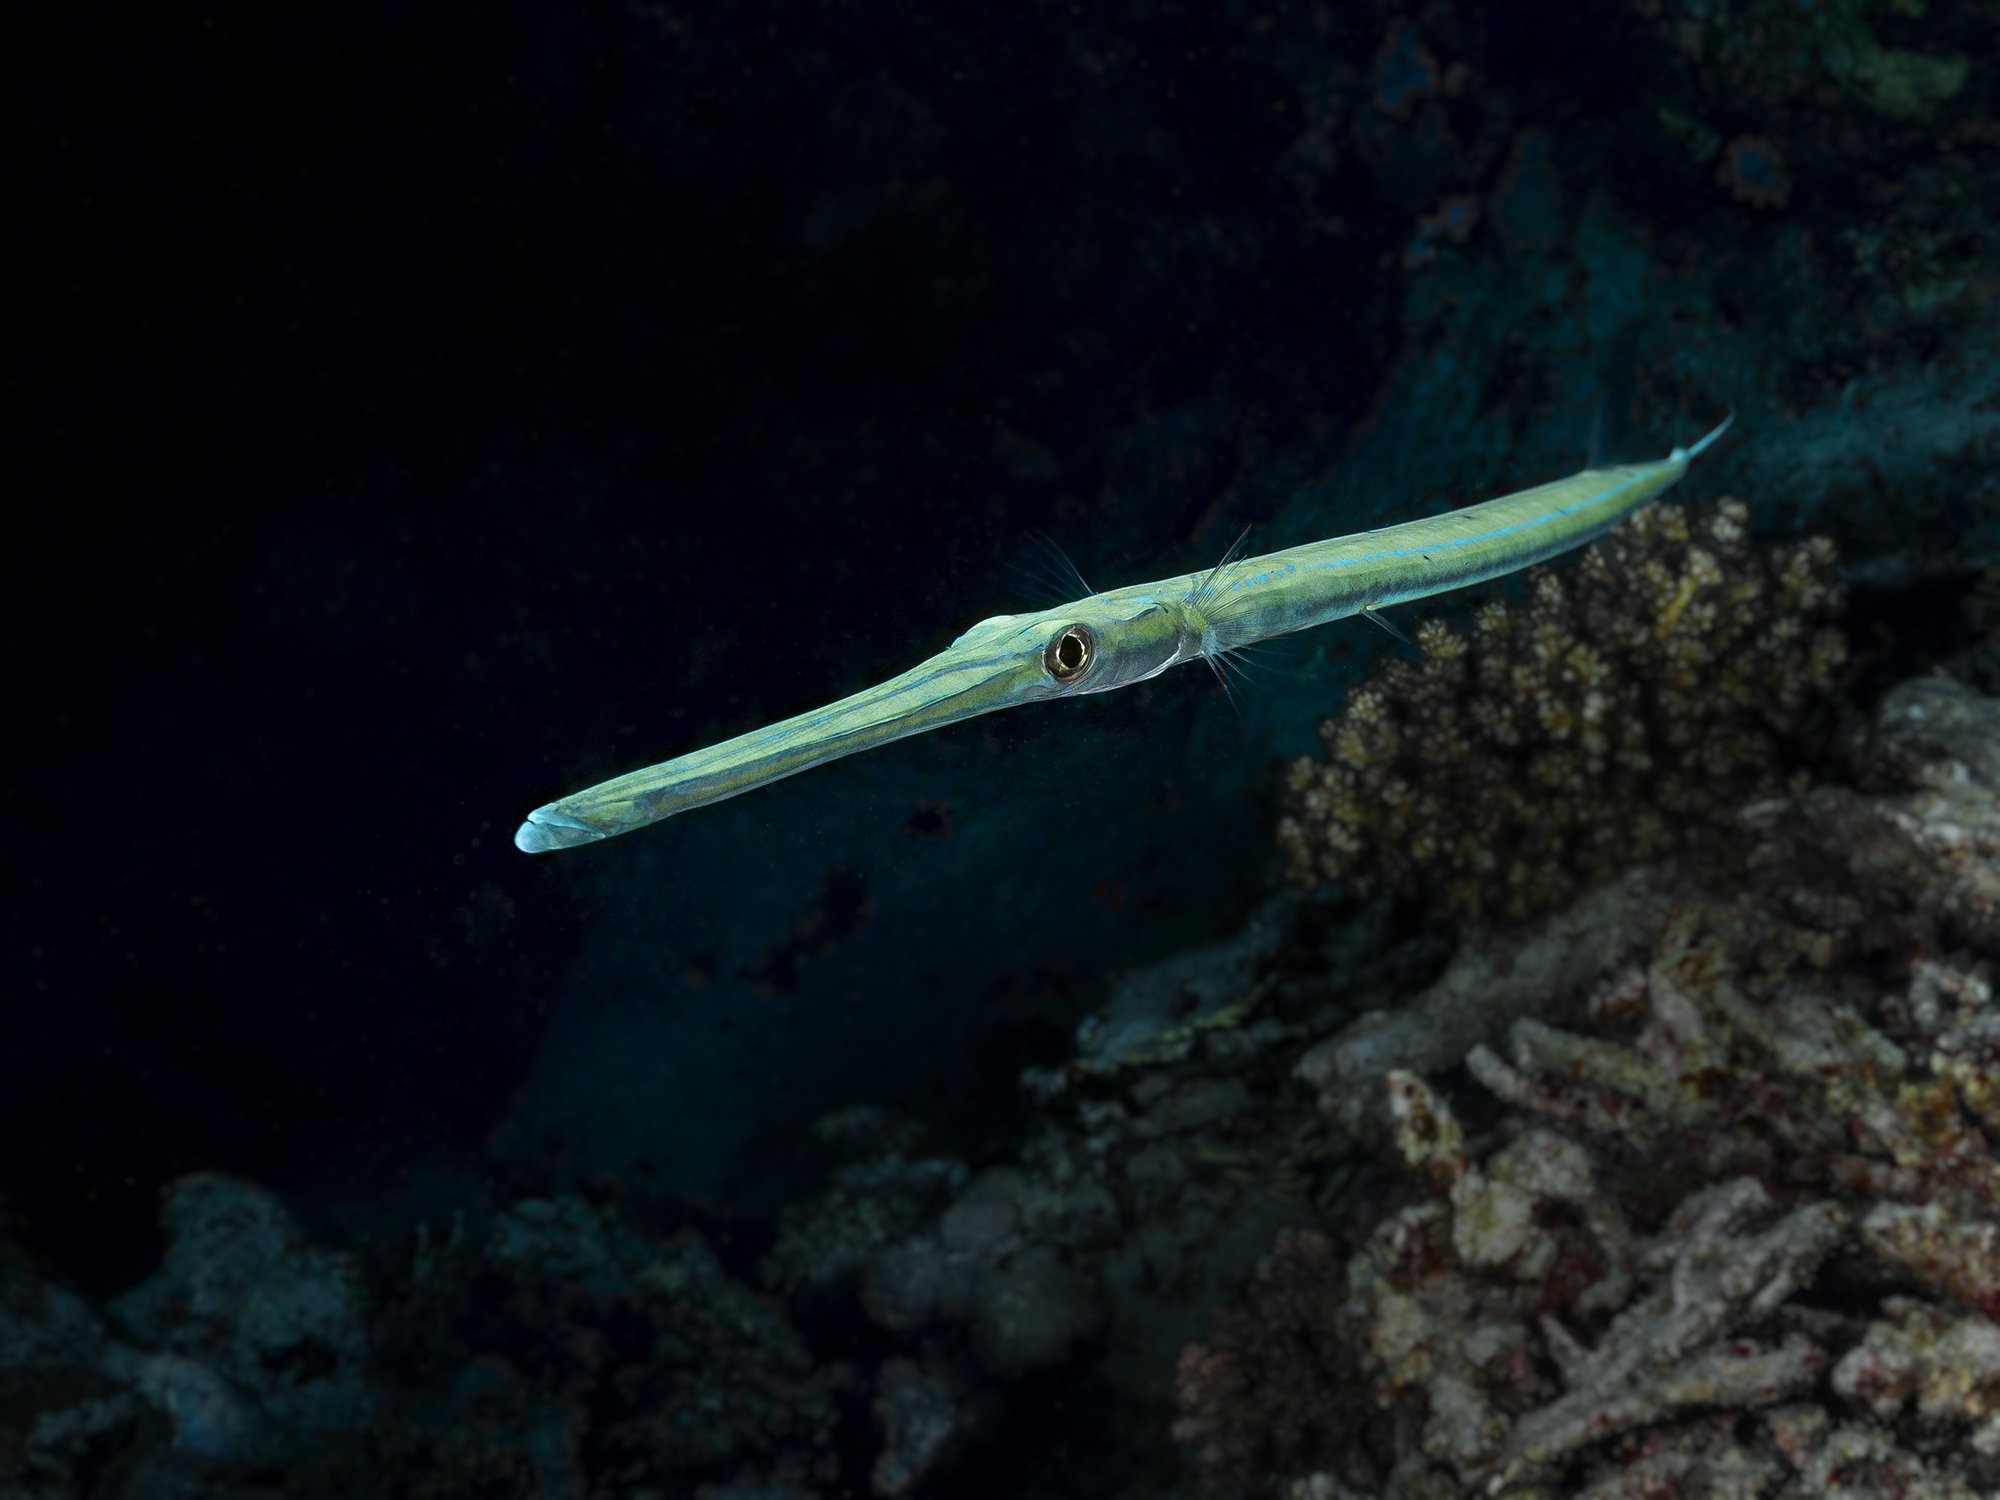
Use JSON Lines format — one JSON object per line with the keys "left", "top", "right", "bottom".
{"left": 1361, "top": 605, "right": 1416, "bottom": 648}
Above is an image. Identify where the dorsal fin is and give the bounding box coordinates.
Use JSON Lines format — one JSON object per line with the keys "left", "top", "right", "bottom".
{"left": 1012, "top": 530, "right": 1094, "bottom": 606}
{"left": 1188, "top": 525, "right": 1254, "bottom": 617}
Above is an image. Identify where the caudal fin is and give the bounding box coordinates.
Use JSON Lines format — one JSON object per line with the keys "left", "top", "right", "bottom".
{"left": 1676, "top": 409, "right": 1736, "bottom": 463}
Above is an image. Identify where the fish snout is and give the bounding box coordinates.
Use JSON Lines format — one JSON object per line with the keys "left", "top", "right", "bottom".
{"left": 513, "top": 805, "right": 608, "bottom": 854}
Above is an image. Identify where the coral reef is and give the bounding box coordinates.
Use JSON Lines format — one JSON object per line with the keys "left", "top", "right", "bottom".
{"left": 1759, "top": 672, "right": 2000, "bottom": 955}
{"left": 1277, "top": 499, "right": 1846, "bottom": 921}
{"left": 6, "top": 671, "right": 1996, "bottom": 1499}
{"left": 760, "top": 1105, "right": 971, "bottom": 1299}
{"left": 465, "top": 1196, "right": 850, "bottom": 1491}
{"left": 1294, "top": 867, "right": 1672, "bottom": 1140}
{"left": 1189, "top": 934, "right": 2000, "bottom": 1494}
{"left": 107, "top": 1174, "right": 374, "bottom": 1461}
{"left": 1834, "top": 1296, "right": 2000, "bottom": 1453}
{"left": 2, "top": 1181, "right": 856, "bottom": 1498}
{"left": 1178, "top": 668, "right": 2000, "bottom": 1497}
{"left": 756, "top": 887, "right": 1431, "bottom": 1495}
{"left": 739, "top": 664, "right": 1997, "bottom": 1498}
{"left": 1171, "top": 1227, "right": 1368, "bottom": 1493}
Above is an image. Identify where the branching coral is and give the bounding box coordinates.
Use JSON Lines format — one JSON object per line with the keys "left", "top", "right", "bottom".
{"left": 1277, "top": 499, "right": 1845, "bottom": 921}
{"left": 1179, "top": 1058, "right": 1864, "bottom": 1497}
{"left": 1195, "top": 951, "right": 2000, "bottom": 1496}
{"left": 1834, "top": 1297, "right": 2000, "bottom": 1452}
{"left": 1184, "top": 669, "right": 2000, "bottom": 1497}
{"left": 1466, "top": 936, "right": 2000, "bottom": 1234}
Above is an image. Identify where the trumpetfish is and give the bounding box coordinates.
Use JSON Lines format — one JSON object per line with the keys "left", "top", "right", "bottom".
{"left": 515, "top": 414, "right": 1732, "bottom": 853}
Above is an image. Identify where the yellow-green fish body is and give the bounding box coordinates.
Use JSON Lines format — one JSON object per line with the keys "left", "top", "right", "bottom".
{"left": 515, "top": 416, "right": 1731, "bottom": 853}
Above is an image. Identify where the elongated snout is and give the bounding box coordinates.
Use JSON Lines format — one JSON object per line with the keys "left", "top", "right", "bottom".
{"left": 512, "top": 629, "right": 1055, "bottom": 850}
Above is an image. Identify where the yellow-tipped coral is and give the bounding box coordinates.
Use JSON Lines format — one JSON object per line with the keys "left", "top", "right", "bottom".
{"left": 1276, "top": 498, "right": 1847, "bottom": 922}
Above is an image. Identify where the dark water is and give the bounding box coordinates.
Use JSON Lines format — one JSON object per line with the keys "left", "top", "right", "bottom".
{"left": 9, "top": 1, "right": 1997, "bottom": 1495}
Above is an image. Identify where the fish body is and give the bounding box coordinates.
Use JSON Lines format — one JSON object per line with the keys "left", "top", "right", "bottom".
{"left": 515, "top": 415, "right": 1731, "bottom": 853}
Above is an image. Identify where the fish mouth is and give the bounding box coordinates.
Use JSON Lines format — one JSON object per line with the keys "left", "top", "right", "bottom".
{"left": 513, "top": 806, "right": 609, "bottom": 854}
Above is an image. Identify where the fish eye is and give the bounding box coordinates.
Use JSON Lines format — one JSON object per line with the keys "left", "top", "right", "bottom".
{"left": 1043, "top": 623, "right": 1096, "bottom": 682}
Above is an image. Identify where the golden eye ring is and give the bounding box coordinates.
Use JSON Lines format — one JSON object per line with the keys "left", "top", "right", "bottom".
{"left": 1043, "top": 623, "right": 1096, "bottom": 682}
